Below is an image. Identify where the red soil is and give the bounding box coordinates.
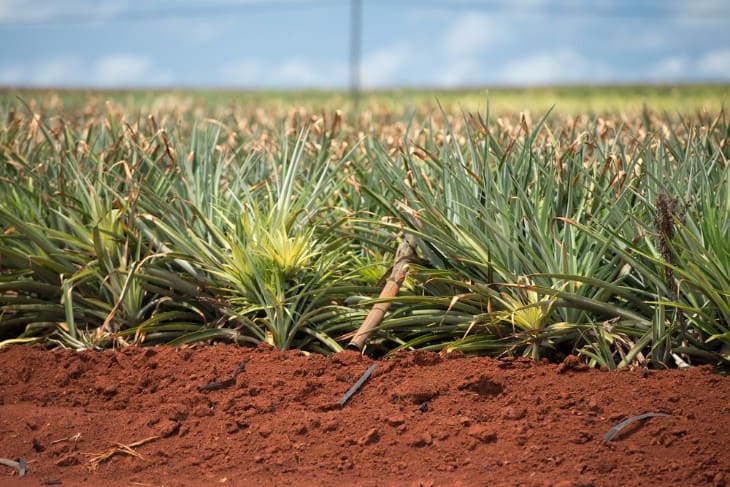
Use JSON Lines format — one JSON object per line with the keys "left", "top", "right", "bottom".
{"left": 0, "top": 344, "right": 728, "bottom": 486}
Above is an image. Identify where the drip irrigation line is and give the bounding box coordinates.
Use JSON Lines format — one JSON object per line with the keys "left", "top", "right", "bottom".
{"left": 0, "top": 457, "right": 26, "bottom": 477}
{"left": 604, "top": 412, "right": 670, "bottom": 441}
{"left": 338, "top": 363, "right": 377, "bottom": 406}
{"left": 198, "top": 361, "right": 246, "bottom": 392}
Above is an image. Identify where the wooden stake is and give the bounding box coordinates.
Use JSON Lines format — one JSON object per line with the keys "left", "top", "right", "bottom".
{"left": 349, "top": 233, "right": 421, "bottom": 351}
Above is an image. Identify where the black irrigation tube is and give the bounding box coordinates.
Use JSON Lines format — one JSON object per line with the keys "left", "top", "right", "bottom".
{"left": 338, "top": 363, "right": 378, "bottom": 406}
{"left": 604, "top": 412, "right": 670, "bottom": 441}
{"left": 198, "top": 361, "right": 246, "bottom": 392}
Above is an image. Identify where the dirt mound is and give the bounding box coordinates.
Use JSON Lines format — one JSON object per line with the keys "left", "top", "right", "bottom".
{"left": 0, "top": 344, "right": 728, "bottom": 486}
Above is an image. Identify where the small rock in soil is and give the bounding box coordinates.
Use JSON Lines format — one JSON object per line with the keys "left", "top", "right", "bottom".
{"left": 558, "top": 355, "right": 589, "bottom": 373}
{"left": 408, "top": 431, "right": 433, "bottom": 448}
{"left": 155, "top": 419, "right": 180, "bottom": 438}
{"left": 385, "top": 413, "right": 406, "bottom": 426}
{"left": 32, "top": 437, "right": 45, "bottom": 452}
{"left": 294, "top": 422, "right": 308, "bottom": 435}
{"left": 467, "top": 424, "right": 498, "bottom": 443}
{"left": 55, "top": 454, "right": 80, "bottom": 467}
{"left": 191, "top": 401, "right": 214, "bottom": 417}
{"left": 458, "top": 416, "right": 473, "bottom": 426}
{"left": 587, "top": 398, "right": 602, "bottom": 413}
{"left": 458, "top": 375, "right": 504, "bottom": 397}
{"left": 358, "top": 428, "right": 380, "bottom": 446}
{"left": 502, "top": 406, "right": 527, "bottom": 420}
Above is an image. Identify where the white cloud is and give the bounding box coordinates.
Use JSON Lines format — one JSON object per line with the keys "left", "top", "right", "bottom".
{"left": 435, "top": 59, "right": 476, "bottom": 87}
{"left": 2, "top": 1, "right": 728, "bottom": 89}
{"left": 0, "top": 65, "right": 24, "bottom": 84}
{"left": 511, "top": 0, "right": 550, "bottom": 7}
{"left": 92, "top": 54, "right": 156, "bottom": 85}
{"left": 492, "top": 48, "right": 730, "bottom": 86}
{"left": 80, "top": 0, "right": 131, "bottom": 23}
{"left": 666, "top": 0, "right": 730, "bottom": 30}
{"left": 441, "top": 13, "right": 504, "bottom": 56}
{"left": 0, "top": 0, "right": 131, "bottom": 23}
{"left": 361, "top": 43, "right": 411, "bottom": 88}
{"left": 652, "top": 56, "right": 690, "bottom": 79}
{"left": 647, "top": 49, "right": 730, "bottom": 82}
{"left": 34, "top": 55, "right": 84, "bottom": 85}
{"left": 427, "top": 13, "right": 511, "bottom": 87}
{"left": 0, "top": 0, "right": 54, "bottom": 22}
{"left": 162, "top": 18, "right": 230, "bottom": 44}
{"left": 697, "top": 49, "right": 730, "bottom": 78}
{"left": 0, "top": 55, "right": 84, "bottom": 86}
{"left": 629, "top": 30, "right": 669, "bottom": 50}
{"left": 498, "top": 49, "right": 613, "bottom": 84}
{"left": 0, "top": 52, "right": 171, "bottom": 87}
{"left": 273, "top": 59, "right": 325, "bottom": 87}
{"left": 0, "top": 0, "right": 24, "bottom": 20}
{"left": 220, "top": 59, "right": 264, "bottom": 86}
{"left": 669, "top": 0, "right": 729, "bottom": 18}
{"left": 220, "top": 57, "right": 344, "bottom": 88}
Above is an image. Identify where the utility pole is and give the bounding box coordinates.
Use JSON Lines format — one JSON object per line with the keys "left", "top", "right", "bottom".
{"left": 350, "top": 0, "right": 362, "bottom": 111}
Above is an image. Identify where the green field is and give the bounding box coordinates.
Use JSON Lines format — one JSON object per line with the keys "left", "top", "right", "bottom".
{"left": 1, "top": 85, "right": 728, "bottom": 368}
{"left": 2, "top": 83, "right": 728, "bottom": 114}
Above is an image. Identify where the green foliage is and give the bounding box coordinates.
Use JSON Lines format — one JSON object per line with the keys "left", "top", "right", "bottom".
{"left": 0, "top": 92, "right": 728, "bottom": 367}
{"left": 357, "top": 106, "right": 728, "bottom": 367}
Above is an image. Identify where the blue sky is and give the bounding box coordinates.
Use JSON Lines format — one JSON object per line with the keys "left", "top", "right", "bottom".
{"left": 1, "top": 0, "right": 729, "bottom": 89}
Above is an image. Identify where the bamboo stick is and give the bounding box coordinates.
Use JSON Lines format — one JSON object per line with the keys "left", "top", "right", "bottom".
{"left": 349, "top": 233, "right": 420, "bottom": 351}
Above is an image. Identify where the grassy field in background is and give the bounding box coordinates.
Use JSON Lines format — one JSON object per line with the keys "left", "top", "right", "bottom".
{"left": 0, "top": 85, "right": 729, "bottom": 368}
{"left": 2, "top": 83, "right": 728, "bottom": 115}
